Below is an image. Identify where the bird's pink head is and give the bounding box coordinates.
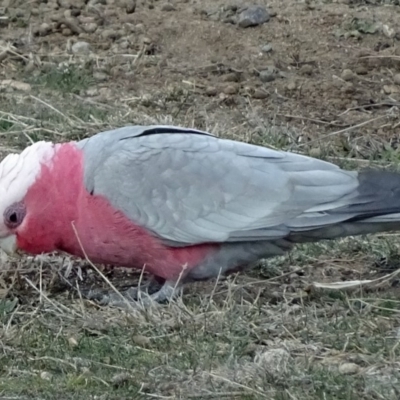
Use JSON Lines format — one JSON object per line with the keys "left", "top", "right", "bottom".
{"left": 0, "top": 141, "right": 56, "bottom": 254}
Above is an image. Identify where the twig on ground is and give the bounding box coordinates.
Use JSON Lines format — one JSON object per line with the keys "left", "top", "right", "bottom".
{"left": 298, "top": 115, "right": 387, "bottom": 147}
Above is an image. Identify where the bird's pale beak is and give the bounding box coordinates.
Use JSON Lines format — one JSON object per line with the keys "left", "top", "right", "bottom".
{"left": 0, "top": 235, "right": 17, "bottom": 255}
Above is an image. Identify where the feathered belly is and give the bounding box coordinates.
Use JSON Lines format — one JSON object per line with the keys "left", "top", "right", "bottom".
{"left": 69, "top": 191, "right": 216, "bottom": 280}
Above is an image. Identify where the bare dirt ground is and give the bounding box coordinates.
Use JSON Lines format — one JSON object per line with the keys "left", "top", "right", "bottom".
{"left": 0, "top": 0, "right": 400, "bottom": 399}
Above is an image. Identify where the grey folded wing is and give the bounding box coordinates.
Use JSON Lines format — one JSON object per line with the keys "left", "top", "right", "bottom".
{"left": 77, "top": 125, "right": 360, "bottom": 246}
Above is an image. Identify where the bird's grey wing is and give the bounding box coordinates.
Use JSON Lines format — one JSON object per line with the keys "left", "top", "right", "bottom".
{"left": 77, "top": 125, "right": 360, "bottom": 246}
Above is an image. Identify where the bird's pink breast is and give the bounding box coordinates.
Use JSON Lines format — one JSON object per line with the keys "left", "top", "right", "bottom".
{"left": 17, "top": 143, "right": 216, "bottom": 280}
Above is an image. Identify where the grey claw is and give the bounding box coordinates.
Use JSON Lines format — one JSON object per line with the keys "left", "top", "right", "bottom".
{"left": 80, "top": 280, "right": 183, "bottom": 309}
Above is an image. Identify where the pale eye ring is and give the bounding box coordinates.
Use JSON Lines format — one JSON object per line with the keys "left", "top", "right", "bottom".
{"left": 4, "top": 202, "right": 26, "bottom": 229}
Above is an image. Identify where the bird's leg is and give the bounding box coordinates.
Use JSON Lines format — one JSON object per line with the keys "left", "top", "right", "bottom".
{"left": 121, "top": 277, "right": 164, "bottom": 300}
{"left": 141, "top": 280, "right": 183, "bottom": 304}
{"left": 83, "top": 279, "right": 183, "bottom": 308}
{"left": 83, "top": 276, "right": 161, "bottom": 302}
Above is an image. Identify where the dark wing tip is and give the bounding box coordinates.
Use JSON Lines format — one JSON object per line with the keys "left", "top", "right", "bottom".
{"left": 123, "top": 126, "right": 215, "bottom": 140}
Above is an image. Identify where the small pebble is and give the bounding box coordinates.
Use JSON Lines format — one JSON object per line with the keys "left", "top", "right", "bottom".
{"left": 132, "top": 335, "right": 151, "bottom": 347}
{"left": 259, "top": 66, "right": 276, "bottom": 83}
{"left": 355, "top": 66, "right": 368, "bottom": 75}
{"left": 38, "top": 22, "right": 52, "bottom": 36}
{"left": 254, "top": 348, "right": 291, "bottom": 377}
{"left": 223, "top": 84, "right": 239, "bottom": 95}
{"left": 71, "top": 41, "right": 91, "bottom": 54}
{"left": 62, "top": 28, "right": 73, "bottom": 36}
{"left": 338, "top": 363, "right": 360, "bottom": 375}
{"left": 58, "top": 0, "right": 72, "bottom": 8}
{"left": 252, "top": 88, "right": 268, "bottom": 99}
{"left": 382, "top": 24, "right": 395, "bottom": 38}
{"left": 68, "top": 337, "right": 79, "bottom": 348}
{"left": 125, "top": 0, "right": 136, "bottom": 13}
{"left": 222, "top": 72, "right": 240, "bottom": 82}
{"left": 205, "top": 86, "right": 218, "bottom": 96}
{"left": 309, "top": 147, "right": 321, "bottom": 158}
{"left": 243, "top": 343, "right": 258, "bottom": 356}
{"left": 383, "top": 85, "right": 397, "bottom": 94}
{"left": 142, "top": 37, "right": 152, "bottom": 45}
{"left": 111, "top": 372, "right": 132, "bottom": 386}
{"left": 238, "top": 5, "right": 269, "bottom": 28}
{"left": 299, "top": 64, "right": 313, "bottom": 76}
{"left": 261, "top": 44, "right": 273, "bottom": 53}
{"left": 50, "top": 13, "right": 63, "bottom": 22}
{"left": 93, "top": 72, "right": 108, "bottom": 81}
{"left": 161, "top": 3, "right": 176, "bottom": 12}
{"left": 84, "top": 22, "right": 98, "bottom": 33}
{"left": 101, "top": 29, "right": 120, "bottom": 40}
{"left": 341, "top": 69, "right": 354, "bottom": 81}
{"left": 341, "top": 82, "right": 355, "bottom": 94}
{"left": 86, "top": 88, "right": 99, "bottom": 97}
{"left": 40, "top": 371, "right": 53, "bottom": 381}
{"left": 103, "top": 9, "right": 116, "bottom": 17}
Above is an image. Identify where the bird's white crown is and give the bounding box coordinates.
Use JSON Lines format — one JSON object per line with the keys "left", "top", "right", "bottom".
{"left": 0, "top": 141, "right": 55, "bottom": 236}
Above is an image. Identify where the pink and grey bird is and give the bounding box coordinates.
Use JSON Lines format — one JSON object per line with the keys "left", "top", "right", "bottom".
{"left": 0, "top": 125, "right": 399, "bottom": 306}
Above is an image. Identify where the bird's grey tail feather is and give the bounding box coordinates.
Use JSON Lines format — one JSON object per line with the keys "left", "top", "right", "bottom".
{"left": 333, "top": 170, "right": 400, "bottom": 220}
{"left": 290, "top": 169, "right": 400, "bottom": 242}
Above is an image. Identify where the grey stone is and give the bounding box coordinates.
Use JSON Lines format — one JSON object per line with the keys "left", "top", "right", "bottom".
{"left": 71, "top": 41, "right": 91, "bottom": 54}
{"left": 238, "top": 6, "right": 269, "bottom": 28}
{"left": 261, "top": 43, "right": 273, "bottom": 53}
{"left": 259, "top": 66, "right": 277, "bottom": 82}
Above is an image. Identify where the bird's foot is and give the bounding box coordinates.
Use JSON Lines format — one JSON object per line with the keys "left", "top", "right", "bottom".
{"left": 83, "top": 279, "right": 182, "bottom": 309}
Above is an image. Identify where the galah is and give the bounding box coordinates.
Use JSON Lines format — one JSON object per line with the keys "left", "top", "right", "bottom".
{"left": 0, "top": 125, "right": 399, "bottom": 306}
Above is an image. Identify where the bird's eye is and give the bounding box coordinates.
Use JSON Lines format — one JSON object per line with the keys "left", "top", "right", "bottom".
{"left": 9, "top": 212, "right": 17, "bottom": 223}
{"left": 4, "top": 202, "right": 26, "bottom": 229}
